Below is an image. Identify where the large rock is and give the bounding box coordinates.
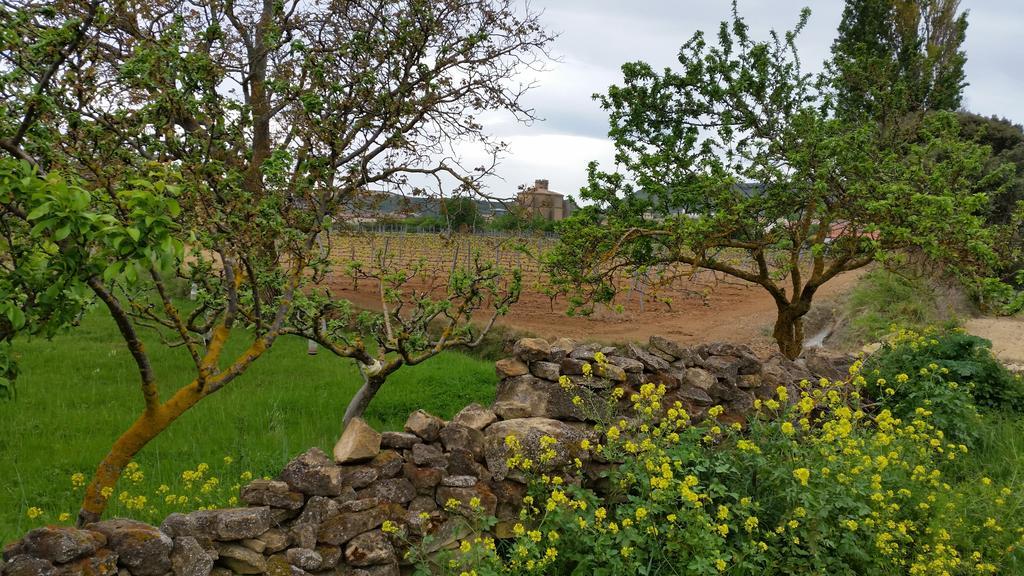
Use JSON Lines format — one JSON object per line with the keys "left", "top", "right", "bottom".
{"left": 89, "top": 519, "right": 172, "bottom": 576}
{"left": 404, "top": 410, "right": 444, "bottom": 442}
{"left": 343, "top": 531, "right": 395, "bottom": 567}
{"left": 683, "top": 368, "right": 717, "bottom": 391}
{"left": 369, "top": 450, "right": 404, "bottom": 479}
{"left": 451, "top": 404, "right": 497, "bottom": 431}
{"left": 403, "top": 463, "right": 443, "bottom": 493}
{"left": 625, "top": 343, "right": 671, "bottom": 372}
{"left": 606, "top": 356, "right": 644, "bottom": 373}
{"left": 240, "top": 479, "right": 305, "bottom": 510}
{"left": 495, "top": 358, "right": 529, "bottom": 378}
{"left": 492, "top": 375, "right": 602, "bottom": 421}
{"left": 280, "top": 448, "right": 345, "bottom": 496}
{"left": 529, "top": 361, "right": 561, "bottom": 381}
{"left": 436, "top": 484, "right": 497, "bottom": 516}
{"left": 410, "top": 443, "right": 447, "bottom": 468}
{"left": 317, "top": 505, "right": 393, "bottom": 546}
{"left": 257, "top": 529, "right": 290, "bottom": 555}
{"left": 484, "top": 418, "right": 591, "bottom": 481}
{"left": 12, "top": 527, "right": 104, "bottom": 564}
{"left": 357, "top": 478, "right": 415, "bottom": 505}
{"left": 183, "top": 507, "right": 273, "bottom": 541}
{"left": 379, "top": 432, "right": 420, "bottom": 451}
{"left": 170, "top": 537, "right": 214, "bottom": 576}
{"left": 285, "top": 548, "right": 322, "bottom": 572}
{"left": 512, "top": 338, "right": 550, "bottom": 362}
{"left": 549, "top": 338, "right": 576, "bottom": 361}
{"left": 339, "top": 467, "right": 379, "bottom": 490}
{"left": 334, "top": 418, "right": 382, "bottom": 464}
{"left": 214, "top": 544, "right": 266, "bottom": 575}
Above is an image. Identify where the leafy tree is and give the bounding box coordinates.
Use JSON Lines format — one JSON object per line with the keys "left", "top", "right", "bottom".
{"left": 830, "top": 0, "right": 968, "bottom": 122}
{"left": 442, "top": 197, "right": 482, "bottom": 231}
{"left": 547, "top": 6, "right": 1005, "bottom": 359}
{"left": 1, "top": 0, "right": 548, "bottom": 524}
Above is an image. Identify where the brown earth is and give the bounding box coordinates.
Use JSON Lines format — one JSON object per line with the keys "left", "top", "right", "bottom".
{"left": 327, "top": 266, "right": 865, "bottom": 356}
{"left": 964, "top": 317, "right": 1024, "bottom": 366}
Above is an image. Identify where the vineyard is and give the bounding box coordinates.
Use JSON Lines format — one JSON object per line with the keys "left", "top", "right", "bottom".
{"left": 323, "top": 232, "right": 862, "bottom": 350}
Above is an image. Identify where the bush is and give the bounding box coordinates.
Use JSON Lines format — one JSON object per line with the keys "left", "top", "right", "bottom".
{"left": 404, "top": 359, "right": 1023, "bottom": 575}
{"left": 863, "top": 328, "right": 1024, "bottom": 417}
{"left": 841, "top": 269, "right": 950, "bottom": 345}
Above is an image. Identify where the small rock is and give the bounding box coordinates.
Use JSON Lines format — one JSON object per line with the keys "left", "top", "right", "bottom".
{"left": 411, "top": 443, "right": 447, "bottom": 468}
{"left": 512, "top": 337, "right": 550, "bottom": 362}
{"left": 214, "top": 544, "right": 266, "bottom": 575}
{"left": 677, "top": 386, "right": 715, "bottom": 406}
{"left": 285, "top": 548, "right": 322, "bottom": 572}
{"left": 88, "top": 519, "right": 172, "bottom": 576}
{"left": 16, "top": 527, "right": 103, "bottom": 563}
{"left": 318, "top": 505, "right": 393, "bottom": 546}
{"left": 334, "top": 418, "right": 382, "bottom": 464}
{"left": 529, "top": 361, "right": 561, "bottom": 381}
{"left": 549, "top": 337, "right": 576, "bottom": 361}
{"left": 440, "top": 475, "right": 478, "bottom": 488}
{"left": 404, "top": 410, "right": 444, "bottom": 442}
{"left": 369, "top": 450, "right": 404, "bottom": 478}
{"left": 315, "top": 545, "right": 342, "bottom": 570}
{"left": 170, "top": 537, "right": 213, "bottom": 576}
{"left": 240, "top": 479, "right": 305, "bottom": 510}
{"left": 340, "top": 467, "right": 379, "bottom": 489}
{"left": 3, "top": 556, "right": 55, "bottom": 576}
{"left": 279, "top": 448, "right": 345, "bottom": 496}
{"left": 257, "top": 529, "right": 290, "bottom": 555}
{"left": 438, "top": 424, "right": 484, "bottom": 457}
{"left": 683, "top": 368, "right": 717, "bottom": 390}
{"left": 379, "top": 432, "right": 420, "bottom": 451}
{"left": 451, "top": 404, "right": 497, "bottom": 431}
{"left": 338, "top": 498, "right": 381, "bottom": 513}
{"left": 436, "top": 485, "right": 497, "bottom": 516}
{"left": 495, "top": 358, "right": 529, "bottom": 378}
{"left": 344, "top": 531, "right": 395, "bottom": 567}
{"left": 239, "top": 538, "right": 266, "bottom": 554}
{"left": 403, "top": 463, "right": 443, "bottom": 493}
{"left": 595, "top": 363, "right": 626, "bottom": 382}
{"left": 606, "top": 356, "right": 644, "bottom": 372}
{"left": 558, "top": 357, "right": 589, "bottom": 375}
{"left": 625, "top": 343, "right": 671, "bottom": 371}
{"left": 359, "top": 478, "right": 415, "bottom": 504}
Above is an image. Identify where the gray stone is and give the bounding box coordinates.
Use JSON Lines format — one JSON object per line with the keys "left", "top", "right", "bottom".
{"left": 492, "top": 375, "right": 603, "bottom": 421}
{"left": 214, "top": 544, "right": 266, "bottom": 575}
{"left": 240, "top": 479, "right": 305, "bottom": 510}
{"left": 279, "top": 448, "right": 345, "bottom": 496}
{"left": 440, "top": 475, "right": 477, "bottom": 487}
{"left": 318, "top": 505, "right": 393, "bottom": 546}
{"left": 264, "top": 555, "right": 306, "bottom": 576}
{"left": 411, "top": 443, "right": 447, "bottom": 468}
{"left": 338, "top": 498, "right": 381, "bottom": 513}
{"left": 484, "top": 418, "right": 591, "bottom": 481}
{"left": 344, "top": 531, "right": 395, "bottom": 567}
{"left": 677, "top": 386, "right": 715, "bottom": 406}
{"left": 569, "top": 343, "right": 601, "bottom": 361}
{"left": 53, "top": 549, "right": 117, "bottom": 576}
{"left": 529, "top": 361, "right": 561, "bottom": 381}
{"left": 625, "top": 343, "right": 672, "bottom": 371}
{"left": 558, "top": 357, "right": 589, "bottom": 375}
{"left": 512, "top": 338, "right": 550, "bottom": 362}
{"left": 369, "top": 450, "right": 404, "bottom": 478}
{"left": 296, "top": 496, "right": 339, "bottom": 526}
{"left": 285, "top": 548, "right": 322, "bottom": 572}
{"left": 257, "top": 529, "right": 290, "bottom": 555}
{"left": 450, "top": 404, "right": 497, "bottom": 431}
{"left": 359, "top": 478, "right": 415, "bottom": 505}
{"left": 495, "top": 358, "right": 529, "bottom": 378}
{"left": 15, "top": 527, "right": 103, "bottom": 563}
{"left": 89, "top": 519, "right": 172, "bottom": 576}
{"left": 334, "top": 417, "right": 382, "bottom": 464}
{"left": 594, "top": 362, "right": 626, "bottom": 383}
{"left": 289, "top": 523, "right": 316, "bottom": 550}
{"left": 683, "top": 367, "right": 717, "bottom": 390}
{"left": 606, "top": 356, "right": 644, "bottom": 372}
{"left": 404, "top": 410, "right": 444, "bottom": 442}
{"left": 3, "top": 556, "right": 55, "bottom": 576}
{"left": 403, "top": 463, "right": 443, "bottom": 493}
{"left": 549, "top": 337, "right": 576, "bottom": 361}
{"left": 208, "top": 507, "right": 273, "bottom": 540}
{"left": 170, "top": 537, "right": 213, "bottom": 576}
{"left": 340, "top": 467, "right": 379, "bottom": 489}
{"left": 439, "top": 424, "right": 484, "bottom": 457}
{"left": 315, "top": 545, "right": 342, "bottom": 570}
{"left": 379, "top": 432, "right": 420, "bottom": 451}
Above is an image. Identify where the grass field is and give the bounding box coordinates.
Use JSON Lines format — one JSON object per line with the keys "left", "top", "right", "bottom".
{"left": 0, "top": 309, "right": 497, "bottom": 541}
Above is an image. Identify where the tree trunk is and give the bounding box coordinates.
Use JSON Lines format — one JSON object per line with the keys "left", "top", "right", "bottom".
{"left": 76, "top": 385, "right": 203, "bottom": 526}
{"left": 342, "top": 375, "right": 386, "bottom": 427}
{"left": 772, "top": 307, "right": 805, "bottom": 360}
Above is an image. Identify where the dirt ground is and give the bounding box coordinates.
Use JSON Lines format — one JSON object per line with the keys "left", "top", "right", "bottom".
{"left": 964, "top": 317, "right": 1024, "bottom": 366}
{"left": 327, "top": 268, "right": 865, "bottom": 356}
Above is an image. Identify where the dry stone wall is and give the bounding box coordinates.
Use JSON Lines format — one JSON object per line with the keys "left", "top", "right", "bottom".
{"left": 1, "top": 337, "right": 851, "bottom": 576}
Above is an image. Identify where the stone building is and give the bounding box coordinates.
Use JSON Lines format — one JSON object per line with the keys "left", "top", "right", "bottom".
{"left": 516, "top": 179, "right": 575, "bottom": 221}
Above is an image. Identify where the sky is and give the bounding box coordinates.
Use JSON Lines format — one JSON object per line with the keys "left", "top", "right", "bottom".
{"left": 463, "top": 0, "right": 1024, "bottom": 201}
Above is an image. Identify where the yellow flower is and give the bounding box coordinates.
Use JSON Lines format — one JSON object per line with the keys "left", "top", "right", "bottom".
{"left": 26, "top": 507, "right": 43, "bottom": 520}
{"left": 58, "top": 512, "right": 70, "bottom": 522}
{"left": 793, "top": 468, "right": 810, "bottom": 486}
{"left": 70, "top": 473, "right": 86, "bottom": 488}
{"left": 715, "top": 559, "right": 727, "bottom": 572}
{"left": 382, "top": 520, "right": 398, "bottom": 534}
{"left": 780, "top": 422, "right": 795, "bottom": 436}
{"left": 223, "top": 456, "right": 233, "bottom": 465}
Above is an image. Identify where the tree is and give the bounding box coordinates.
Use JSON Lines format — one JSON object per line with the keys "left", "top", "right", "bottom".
{"left": 830, "top": 0, "right": 968, "bottom": 122}
{"left": 1, "top": 0, "right": 549, "bottom": 524}
{"left": 442, "top": 197, "right": 481, "bottom": 231}
{"left": 547, "top": 5, "right": 1005, "bottom": 359}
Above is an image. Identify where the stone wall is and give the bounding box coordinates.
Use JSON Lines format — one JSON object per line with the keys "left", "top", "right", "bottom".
{"left": 1, "top": 336, "right": 851, "bottom": 576}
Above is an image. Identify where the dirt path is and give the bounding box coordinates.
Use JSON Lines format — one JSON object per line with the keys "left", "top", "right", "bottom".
{"left": 964, "top": 317, "right": 1024, "bottom": 366}
{"left": 329, "top": 269, "right": 864, "bottom": 356}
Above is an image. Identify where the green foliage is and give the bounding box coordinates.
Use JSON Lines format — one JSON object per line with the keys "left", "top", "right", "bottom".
{"left": 547, "top": 4, "right": 1006, "bottom": 358}
{"left": 421, "top": 368, "right": 1023, "bottom": 574}
{"left": 842, "top": 268, "right": 950, "bottom": 344}
{"left": 442, "top": 197, "right": 481, "bottom": 231}
{"left": 864, "top": 328, "right": 1024, "bottom": 418}
{"left": 1, "top": 309, "right": 497, "bottom": 539}
{"left": 829, "top": 0, "right": 968, "bottom": 121}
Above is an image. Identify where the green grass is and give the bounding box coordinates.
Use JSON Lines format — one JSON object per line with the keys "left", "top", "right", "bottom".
{"left": 838, "top": 268, "right": 958, "bottom": 346}
{"left": 0, "top": 309, "right": 497, "bottom": 541}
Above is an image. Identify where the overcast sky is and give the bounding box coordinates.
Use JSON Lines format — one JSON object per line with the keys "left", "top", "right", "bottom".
{"left": 464, "top": 0, "right": 1024, "bottom": 201}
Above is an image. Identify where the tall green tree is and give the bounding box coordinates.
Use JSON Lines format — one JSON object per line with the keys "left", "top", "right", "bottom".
{"left": 1, "top": 0, "right": 546, "bottom": 524}
{"left": 830, "top": 0, "right": 968, "bottom": 122}
{"left": 548, "top": 5, "right": 1006, "bottom": 359}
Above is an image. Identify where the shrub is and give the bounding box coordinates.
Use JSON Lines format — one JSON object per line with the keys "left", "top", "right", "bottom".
{"left": 864, "top": 327, "right": 1024, "bottom": 416}
{"left": 413, "top": 363, "right": 1022, "bottom": 575}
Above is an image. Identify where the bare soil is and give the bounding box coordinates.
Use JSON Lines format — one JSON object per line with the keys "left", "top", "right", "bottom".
{"left": 964, "top": 317, "right": 1024, "bottom": 365}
